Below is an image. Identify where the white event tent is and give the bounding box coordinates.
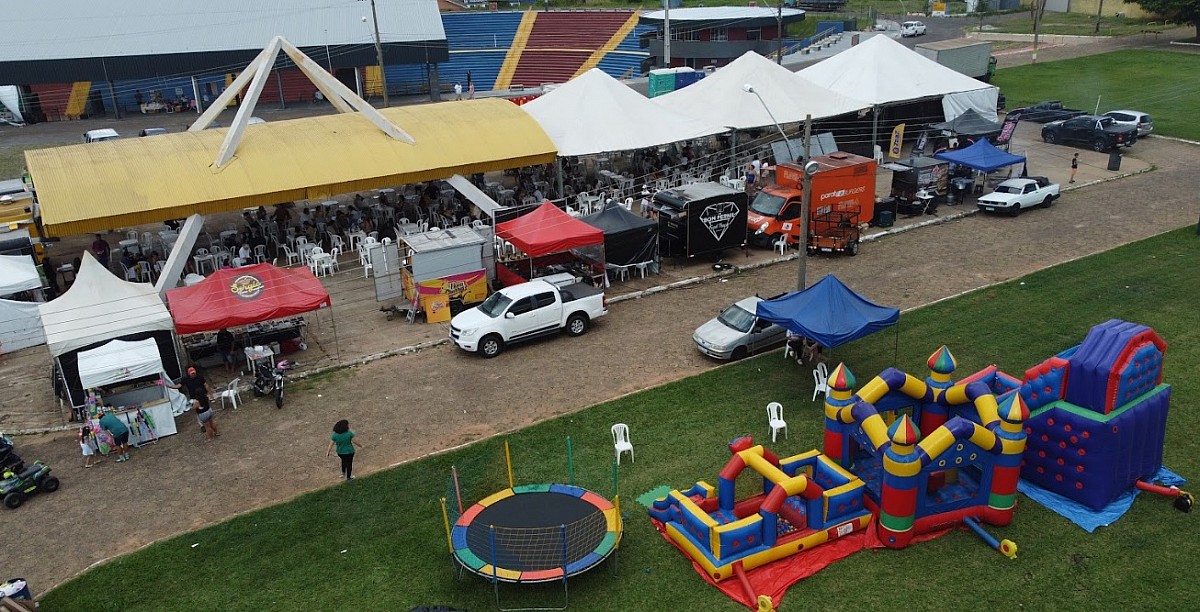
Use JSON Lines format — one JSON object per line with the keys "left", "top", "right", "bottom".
{"left": 797, "top": 34, "right": 999, "bottom": 121}
{"left": 0, "top": 254, "right": 41, "bottom": 296}
{"left": 39, "top": 253, "right": 182, "bottom": 408}
{"left": 38, "top": 253, "right": 175, "bottom": 357}
{"left": 522, "top": 68, "right": 728, "bottom": 156}
{"left": 652, "top": 51, "right": 871, "bottom": 130}
{"left": 77, "top": 338, "right": 167, "bottom": 390}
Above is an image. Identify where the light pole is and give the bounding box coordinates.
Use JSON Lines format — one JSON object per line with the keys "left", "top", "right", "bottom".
{"left": 745, "top": 84, "right": 813, "bottom": 290}
{"left": 742, "top": 84, "right": 795, "bottom": 161}
{"left": 776, "top": 1, "right": 784, "bottom": 65}
{"left": 1031, "top": 0, "right": 1042, "bottom": 64}
{"left": 364, "top": 0, "right": 389, "bottom": 107}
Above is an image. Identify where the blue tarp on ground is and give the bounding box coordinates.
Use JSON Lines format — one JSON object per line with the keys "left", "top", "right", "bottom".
{"left": 933, "top": 139, "right": 1026, "bottom": 173}
{"left": 755, "top": 274, "right": 899, "bottom": 348}
{"left": 1017, "top": 466, "right": 1186, "bottom": 532}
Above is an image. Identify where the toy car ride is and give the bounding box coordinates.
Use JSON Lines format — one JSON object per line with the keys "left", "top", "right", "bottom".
{"left": 2, "top": 460, "right": 60, "bottom": 509}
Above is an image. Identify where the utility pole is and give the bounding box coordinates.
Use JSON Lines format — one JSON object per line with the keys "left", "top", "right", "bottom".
{"left": 368, "top": 0, "right": 389, "bottom": 107}
{"left": 664, "top": 0, "right": 672, "bottom": 68}
{"left": 798, "top": 114, "right": 813, "bottom": 291}
{"left": 777, "top": 1, "right": 784, "bottom": 65}
{"left": 1031, "top": 0, "right": 1041, "bottom": 64}
{"left": 1094, "top": 0, "right": 1105, "bottom": 34}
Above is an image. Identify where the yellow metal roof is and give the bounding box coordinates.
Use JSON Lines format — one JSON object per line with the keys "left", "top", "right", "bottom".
{"left": 26, "top": 98, "right": 557, "bottom": 237}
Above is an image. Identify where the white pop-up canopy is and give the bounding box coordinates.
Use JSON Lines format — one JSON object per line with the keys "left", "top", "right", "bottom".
{"left": 39, "top": 253, "right": 175, "bottom": 357}
{"left": 77, "top": 338, "right": 164, "bottom": 389}
{"left": 653, "top": 51, "right": 871, "bottom": 130}
{"left": 0, "top": 299, "right": 45, "bottom": 351}
{"left": 0, "top": 254, "right": 41, "bottom": 296}
{"left": 797, "top": 34, "right": 999, "bottom": 121}
{"left": 522, "top": 68, "right": 727, "bottom": 157}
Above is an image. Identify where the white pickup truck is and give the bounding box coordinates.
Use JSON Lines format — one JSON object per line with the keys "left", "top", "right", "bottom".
{"left": 976, "top": 177, "right": 1060, "bottom": 216}
{"left": 449, "top": 279, "right": 608, "bottom": 357}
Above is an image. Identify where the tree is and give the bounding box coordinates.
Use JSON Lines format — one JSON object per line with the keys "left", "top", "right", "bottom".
{"left": 1127, "top": 0, "right": 1200, "bottom": 39}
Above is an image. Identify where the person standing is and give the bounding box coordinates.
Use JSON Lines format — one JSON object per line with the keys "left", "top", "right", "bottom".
{"left": 326, "top": 419, "right": 363, "bottom": 481}
{"left": 170, "top": 367, "right": 217, "bottom": 438}
{"left": 453, "top": 82, "right": 463, "bottom": 101}
{"left": 1069, "top": 153, "right": 1079, "bottom": 184}
{"left": 216, "top": 329, "right": 236, "bottom": 373}
{"left": 91, "top": 234, "right": 111, "bottom": 270}
{"left": 98, "top": 408, "right": 131, "bottom": 463}
{"left": 744, "top": 164, "right": 757, "bottom": 194}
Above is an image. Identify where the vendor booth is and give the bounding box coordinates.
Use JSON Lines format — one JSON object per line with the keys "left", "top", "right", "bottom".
{"left": 646, "top": 182, "right": 748, "bottom": 259}
{"left": 882, "top": 156, "right": 950, "bottom": 214}
{"left": 165, "top": 263, "right": 331, "bottom": 367}
{"left": 495, "top": 202, "right": 606, "bottom": 287}
{"left": 400, "top": 227, "right": 489, "bottom": 324}
{"left": 582, "top": 205, "right": 659, "bottom": 276}
{"left": 39, "top": 253, "right": 182, "bottom": 414}
{"left": 78, "top": 338, "right": 182, "bottom": 443}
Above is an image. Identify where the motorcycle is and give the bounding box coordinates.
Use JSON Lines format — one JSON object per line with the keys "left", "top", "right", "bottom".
{"left": 251, "top": 359, "right": 293, "bottom": 409}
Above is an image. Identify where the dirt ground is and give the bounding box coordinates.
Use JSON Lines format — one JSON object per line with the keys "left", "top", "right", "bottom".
{"left": 4, "top": 33, "right": 1199, "bottom": 598}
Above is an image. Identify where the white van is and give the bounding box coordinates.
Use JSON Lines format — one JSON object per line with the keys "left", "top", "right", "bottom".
{"left": 900, "top": 21, "right": 927, "bottom": 37}
{"left": 83, "top": 128, "right": 120, "bottom": 143}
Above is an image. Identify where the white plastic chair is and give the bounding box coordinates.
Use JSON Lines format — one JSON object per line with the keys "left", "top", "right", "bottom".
{"left": 767, "top": 402, "right": 788, "bottom": 442}
{"left": 253, "top": 245, "right": 267, "bottom": 264}
{"left": 773, "top": 235, "right": 789, "bottom": 255}
{"left": 282, "top": 245, "right": 301, "bottom": 266}
{"left": 327, "top": 247, "right": 342, "bottom": 273}
{"left": 218, "top": 378, "right": 242, "bottom": 410}
{"left": 612, "top": 423, "right": 634, "bottom": 465}
{"left": 813, "top": 365, "right": 830, "bottom": 402}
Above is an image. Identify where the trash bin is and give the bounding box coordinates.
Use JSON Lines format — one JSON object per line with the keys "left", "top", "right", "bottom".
{"left": 0, "top": 578, "right": 32, "bottom": 600}
{"left": 876, "top": 209, "right": 895, "bottom": 228}
{"left": 1107, "top": 150, "right": 1122, "bottom": 171}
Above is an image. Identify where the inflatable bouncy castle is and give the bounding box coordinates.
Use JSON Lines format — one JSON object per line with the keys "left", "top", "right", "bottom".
{"left": 822, "top": 349, "right": 1027, "bottom": 552}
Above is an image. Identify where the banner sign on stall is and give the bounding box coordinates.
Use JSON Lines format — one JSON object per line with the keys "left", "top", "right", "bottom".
{"left": 888, "top": 123, "right": 906, "bottom": 159}
{"left": 997, "top": 111, "right": 1022, "bottom": 146}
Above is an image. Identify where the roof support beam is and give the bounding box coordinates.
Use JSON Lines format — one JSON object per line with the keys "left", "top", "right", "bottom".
{"left": 187, "top": 36, "right": 414, "bottom": 170}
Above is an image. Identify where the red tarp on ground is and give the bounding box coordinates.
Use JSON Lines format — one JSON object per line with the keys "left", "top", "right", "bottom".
{"left": 165, "top": 264, "right": 330, "bottom": 334}
{"left": 495, "top": 201, "right": 604, "bottom": 256}
{"left": 651, "top": 515, "right": 955, "bottom": 610}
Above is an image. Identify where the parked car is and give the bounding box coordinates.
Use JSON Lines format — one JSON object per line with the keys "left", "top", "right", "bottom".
{"left": 1041, "top": 115, "right": 1138, "bottom": 152}
{"left": 1102, "top": 110, "right": 1153, "bottom": 137}
{"left": 1013, "top": 101, "right": 1085, "bottom": 123}
{"left": 82, "top": 129, "right": 120, "bottom": 143}
{"left": 976, "top": 177, "right": 1060, "bottom": 216}
{"left": 900, "top": 21, "right": 927, "bottom": 37}
{"left": 693, "top": 296, "right": 787, "bottom": 361}
{"left": 139, "top": 128, "right": 168, "bottom": 137}
{"left": 449, "top": 279, "right": 607, "bottom": 357}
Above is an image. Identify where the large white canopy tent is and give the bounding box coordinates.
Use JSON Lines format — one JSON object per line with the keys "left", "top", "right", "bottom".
{"left": 0, "top": 254, "right": 48, "bottom": 351}
{"left": 39, "top": 253, "right": 182, "bottom": 408}
{"left": 652, "top": 51, "right": 872, "bottom": 130}
{"left": 797, "top": 34, "right": 999, "bottom": 121}
{"left": 522, "top": 68, "right": 728, "bottom": 156}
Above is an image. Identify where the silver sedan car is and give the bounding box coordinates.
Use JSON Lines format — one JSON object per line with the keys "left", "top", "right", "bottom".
{"left": 693, "top": 296, "right": 788, "bottom": 360}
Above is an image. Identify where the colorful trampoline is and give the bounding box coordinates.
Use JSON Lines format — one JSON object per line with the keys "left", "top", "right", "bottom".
{"left": 451, "top": 483, "right": 621, "bottom": 583}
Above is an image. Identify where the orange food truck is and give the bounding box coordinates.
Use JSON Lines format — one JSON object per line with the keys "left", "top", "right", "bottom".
{"left": 746, "top": 152, "right": 876, "bottom": 248}
{"left": 399, "top": 228, "right": 490, "bottom": 324}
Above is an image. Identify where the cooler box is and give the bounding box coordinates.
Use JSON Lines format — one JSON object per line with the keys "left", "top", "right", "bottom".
{"left": 876, "top": 210, "right": 895, "bottom": 228}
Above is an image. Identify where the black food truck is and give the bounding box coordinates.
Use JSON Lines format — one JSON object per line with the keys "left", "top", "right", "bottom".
{"left": 884, "top": 156, "right": 949, "bottom": 213}
{"left": 646, "top": 182, "right": 748, "bottom": 259}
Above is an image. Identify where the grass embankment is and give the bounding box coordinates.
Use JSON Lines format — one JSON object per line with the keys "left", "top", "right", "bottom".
{"left": 993, "top": 49, "right": 1200, "bottom": 141}
{"left": 980, "top": 11, "right": 1166, "bottom": 37}
{"left": 42, "top": 227, "right": 1200, "bottom": 611}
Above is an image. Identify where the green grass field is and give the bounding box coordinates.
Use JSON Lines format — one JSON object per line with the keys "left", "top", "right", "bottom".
{"left": 978, "top": 12, "right": 1161, "bottom": 36}
{"left": 993, "top": 49, "right": 1200, "bottom": 141}
{"left": 41, "top": 227, "right": 1200, "bottom": 611}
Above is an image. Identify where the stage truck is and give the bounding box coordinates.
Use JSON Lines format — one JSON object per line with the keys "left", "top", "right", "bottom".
{"left": 746, "top": 153, "right": 876, "bottom": 249}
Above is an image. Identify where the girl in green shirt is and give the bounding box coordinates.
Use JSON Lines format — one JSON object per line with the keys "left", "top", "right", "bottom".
{"left": 325, "top": 419, "right": 363, "bottom": 481}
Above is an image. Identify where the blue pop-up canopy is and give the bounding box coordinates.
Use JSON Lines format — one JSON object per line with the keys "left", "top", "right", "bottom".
{"left": 755, "top": 274, "right": 899, "bottom": 348}
{"left": 933, "top": 139, "right": 1026, "bottom": 173}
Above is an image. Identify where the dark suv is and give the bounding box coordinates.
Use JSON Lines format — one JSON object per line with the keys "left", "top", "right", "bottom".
{"left": 1041, "top": 115, "right": 1137, "bottom": 152}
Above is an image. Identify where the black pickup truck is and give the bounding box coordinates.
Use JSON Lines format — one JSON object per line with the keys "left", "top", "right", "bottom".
{"left": 1041, "top": 115, "right": 1138, "bottom": 152}
{"left": 1013, "top": 100, "right": 1086, "bottom": 123}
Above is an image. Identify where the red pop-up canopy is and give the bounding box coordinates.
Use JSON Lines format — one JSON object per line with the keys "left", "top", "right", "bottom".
{"left": 166, "top": 264, "right": 330, "bottom": 334}
{"left": 496, "top": 201, "right": 604, "bottom": 256}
